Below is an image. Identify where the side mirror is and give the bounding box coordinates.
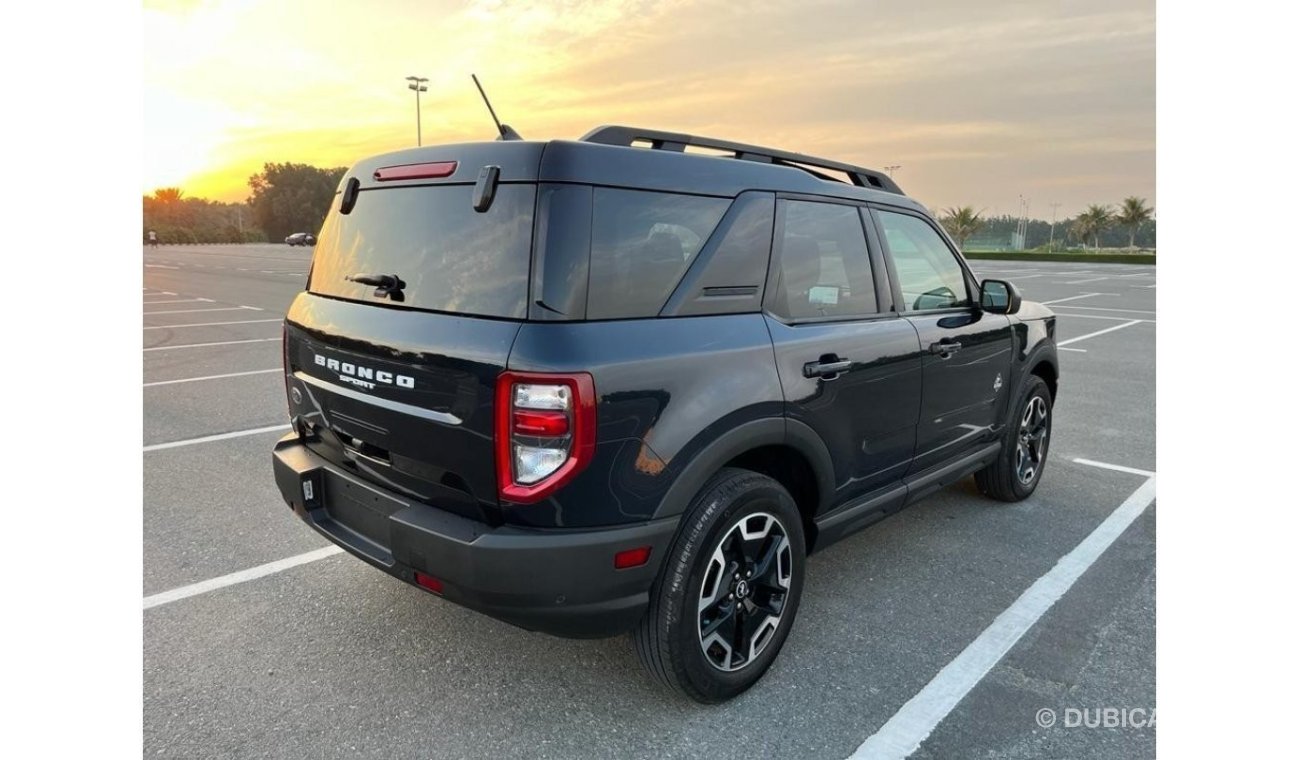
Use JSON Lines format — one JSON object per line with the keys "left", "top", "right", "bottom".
{"left": 980, "top": 279, "right": 1021, "bottom": 315}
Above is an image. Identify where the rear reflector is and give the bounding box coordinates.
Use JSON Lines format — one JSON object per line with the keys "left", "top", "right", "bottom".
{"left": 373, "top": 161, "right": 458, "bottom": 182}
{"left": 614, "top": 546, "right": 652, "bottom": 570}
{"left": 414, "top": 572, "right": 444, "bottom": 594}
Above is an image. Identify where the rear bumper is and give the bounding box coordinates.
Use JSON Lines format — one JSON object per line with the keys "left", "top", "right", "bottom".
{"left": 271, "top": 434, "right": 677, "bottom": 638}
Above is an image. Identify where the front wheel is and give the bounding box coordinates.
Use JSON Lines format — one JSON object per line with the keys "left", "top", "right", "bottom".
{"left": 976, "top": 375, "right": 1053, "bottom": 501}
{"left": 633, "top": 468, "right": 806, "bottom": 703}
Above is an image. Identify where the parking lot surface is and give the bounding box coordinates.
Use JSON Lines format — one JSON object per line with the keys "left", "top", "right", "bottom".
{"left": 143, "top": 244, "right": 1156, "bottom": 759}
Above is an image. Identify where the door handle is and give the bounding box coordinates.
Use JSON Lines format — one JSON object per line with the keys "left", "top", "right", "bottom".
{"left": 803, "top": 358, "right": 853, "bottom": 379}
{"left": 929, "top": 340, "right": 963, "bottom": 357}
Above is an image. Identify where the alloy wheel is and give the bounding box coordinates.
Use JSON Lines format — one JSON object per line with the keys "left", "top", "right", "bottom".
{"left": 697, "top": 512, "right": 793, "bottom": 672}
{"left": 1016, "top": 395, "right": 1050, "bottom": 485}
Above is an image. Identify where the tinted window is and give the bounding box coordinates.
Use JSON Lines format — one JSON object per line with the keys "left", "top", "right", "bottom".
{"left": 587, "top": 189, "right": 730, "bottom": 319}
{"left": 309, "top": 184, "right": 534, "bottom": 318}
{"left": 877, "top": 210, "right": 971, "bottom": 311}
{"left": 773, "top": 200, "right": 877, "bottom": 319}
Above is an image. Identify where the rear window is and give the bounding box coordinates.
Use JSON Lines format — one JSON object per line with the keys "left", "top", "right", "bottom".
{"left": 309, "top": 184, "right": 535, "bottom": 318}
{"left": 587, "top": 188, "right": 730, "bottom": 319}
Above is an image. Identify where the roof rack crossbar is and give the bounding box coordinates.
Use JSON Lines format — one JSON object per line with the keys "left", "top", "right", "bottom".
{"left": 579, "top": 125, "right": 903, "bottom": 195}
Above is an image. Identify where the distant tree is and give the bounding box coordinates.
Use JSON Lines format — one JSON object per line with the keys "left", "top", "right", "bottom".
{"left": 1116, "top": 197, "right": 1153, "bottom": 249}
{"left": 1072, "top": 204, "right": 1113, "bottom": 249}
{"left": 939, "top": 206, "right": 986, "bottom": 250}
{"left": 143, "top": 189, "right": 261, "bottom": 245}
{"left": 247, "top": 163, "right": 347, "bottom": 241}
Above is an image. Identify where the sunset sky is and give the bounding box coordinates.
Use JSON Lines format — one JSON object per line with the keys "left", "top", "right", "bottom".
{"left": 143, "top": 0, "right": 1154, "bottom": 218}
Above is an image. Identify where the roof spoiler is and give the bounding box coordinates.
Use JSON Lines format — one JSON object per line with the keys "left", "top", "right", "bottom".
{"left": 579, "top": 125, "right": 903, "bottom": 195}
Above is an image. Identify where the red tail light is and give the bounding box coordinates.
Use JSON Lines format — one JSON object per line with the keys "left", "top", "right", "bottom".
{"left": 495, "top": 371, "right": 596, "bottom": 504}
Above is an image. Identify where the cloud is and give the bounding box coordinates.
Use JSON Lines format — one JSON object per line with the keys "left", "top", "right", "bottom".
{"left": 143, "top": 0, "right": 1154, "bottom": 214}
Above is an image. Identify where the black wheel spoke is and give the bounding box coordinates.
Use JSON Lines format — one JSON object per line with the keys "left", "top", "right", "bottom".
{"left": 752, "top": 534, "right": 781, "bottom": 579}
{"left": 701, "top": 602, "right": 736, "bottom": 641}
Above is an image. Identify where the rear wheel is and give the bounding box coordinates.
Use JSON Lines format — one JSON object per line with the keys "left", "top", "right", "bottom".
{"left": 976, "top": 375, "right": 1052, "bottom": 501}
{"left": 633, "top": 468, "right": 806, "bottom": 703}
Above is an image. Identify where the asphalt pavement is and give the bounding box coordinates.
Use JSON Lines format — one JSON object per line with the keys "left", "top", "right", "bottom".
{"left": 143, "top": 244, "right": 1156, "bottom": 759}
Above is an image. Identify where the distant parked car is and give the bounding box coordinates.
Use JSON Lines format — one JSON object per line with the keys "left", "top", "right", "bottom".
{"left": 285, "top": 232, "right": 316, "bottom": 246}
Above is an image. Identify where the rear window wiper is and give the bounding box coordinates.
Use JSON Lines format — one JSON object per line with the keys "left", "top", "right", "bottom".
{"left": 346, "top": 273, "right": 406, "bottom": 301}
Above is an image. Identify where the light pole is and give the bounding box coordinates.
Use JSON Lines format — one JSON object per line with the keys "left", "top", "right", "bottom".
{"left": 1048, "top": 202, "right": 1061, "bottom": 253}
{"left": 884, "top": 164, "right": 901, "bottom": 178}
{"left": 406, "top": 75, "right": 428, "bottom": 146}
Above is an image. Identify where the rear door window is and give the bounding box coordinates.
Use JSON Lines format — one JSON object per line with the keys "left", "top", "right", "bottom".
{"left": 586, "top": 189, "right": 730, "bottom": 319}
{"left": 772, "top": 200, "right": 878, "bottom": 320}
{"left": 309, "top": 184, "right": 535, "bottom": 318}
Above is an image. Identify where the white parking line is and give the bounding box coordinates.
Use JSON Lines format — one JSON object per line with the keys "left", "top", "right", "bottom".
{"left": 143, "top": 423, "right": 291, "bottom": 452}
{"left": 1061, "top": 277, "right": 1110, "bottom": 285}
{"left": 1057, "top": 320, "right": 1144, "bottom": 347}
{"left": 1057, "top": 313, "right": 1155, "bottom": 323}
{"left": 1059, "top": 347, "right": 1087, "bottom": 353}
{"left": 1039, "top": 293, "right": 1108, "bottom": 306}
{"left": 849, "top": 471, "right": 1156, "bottom": 759}
{"left": 144, "top": 368, "right": 280, "bottom": 387}
{"left": 143, "top": 546, "right": 344, "bottom": 610}
{"left": 1071, "top": 458, "right": 1155, "bottom": 477}
{"left": 142, "top": 306, "right": 254, "bottom": 315}
{"left": 1051, "top": 305, "right": 1156, "bottom": 315}
{"left": 143, "top": 318, "right": 281, "bottom": 330}
{"left": 144, "top": 337, "right": 281, "bottom": 352}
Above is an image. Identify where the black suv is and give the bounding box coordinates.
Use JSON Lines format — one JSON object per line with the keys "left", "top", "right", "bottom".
{"left": 272, "top": 126, "right": 1058, "bottom": 703}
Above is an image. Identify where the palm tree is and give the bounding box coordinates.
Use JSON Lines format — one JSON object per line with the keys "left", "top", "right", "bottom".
{"left": 1116, "top": 196, "right": 1153, "bottom": 250}
{"left": 939, "top": 206, "right": 985, "bottom": 250}
{"left": 153, "top": 187, "right": 184, "bottom": 203}
{"left": 1073, "top": 204, "right": 1113, "bottom": 250}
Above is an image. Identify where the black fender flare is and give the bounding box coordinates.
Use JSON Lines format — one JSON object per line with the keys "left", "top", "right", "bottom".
{"left": 651, "top": 417, "right": 837, "bottom": 520}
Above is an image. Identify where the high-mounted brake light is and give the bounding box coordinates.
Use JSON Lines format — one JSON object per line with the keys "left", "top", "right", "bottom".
{"left": 495, "top": 371, "right": 596, "bottom": 503}
{"left": 373, "top": 161, "right": 458, "bottom": 182}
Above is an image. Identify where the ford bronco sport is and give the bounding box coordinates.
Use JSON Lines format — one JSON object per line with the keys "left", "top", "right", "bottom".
{"left": 272, "top": 125, "right": 1059, "bottom": 703}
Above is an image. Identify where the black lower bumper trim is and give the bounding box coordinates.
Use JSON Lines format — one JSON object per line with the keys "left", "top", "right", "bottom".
{"left": 272, "top": 434, "right": 677, "bottom": 638}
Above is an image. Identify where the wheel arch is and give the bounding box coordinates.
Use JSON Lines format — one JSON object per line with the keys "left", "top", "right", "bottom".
{"left": 652, "top": 417, "right": 835, "bottom": 553}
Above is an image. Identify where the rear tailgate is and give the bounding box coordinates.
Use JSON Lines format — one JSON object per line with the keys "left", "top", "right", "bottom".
{"left": 285, "top": 301, "right": 519, "bottom": 524}
{"left": 284, "top": 144, "right": 542, "bottom": 524}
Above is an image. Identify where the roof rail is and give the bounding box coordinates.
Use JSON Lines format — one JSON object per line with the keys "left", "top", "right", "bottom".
{"left": 579, "top": 125, "right": 904, "bottom": 195}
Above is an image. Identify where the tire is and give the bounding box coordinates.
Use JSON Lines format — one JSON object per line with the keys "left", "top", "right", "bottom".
{"left": 633, "top": 467, "right": 806, "bottom": 703}
{"left": 975, "top": 375, "right": 1053, "bottom": 502}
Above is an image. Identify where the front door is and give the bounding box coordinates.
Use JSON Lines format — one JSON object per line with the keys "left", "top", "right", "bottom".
{"left": 871, "top": 207, "right": 1014, "bottom": 475}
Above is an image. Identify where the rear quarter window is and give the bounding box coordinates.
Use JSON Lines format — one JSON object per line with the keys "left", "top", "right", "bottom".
{"left": 309, "top": 184, "right": 535, "bottom": 319}
{"left": 586, "top": 189, "right": 730, "bottom": 319}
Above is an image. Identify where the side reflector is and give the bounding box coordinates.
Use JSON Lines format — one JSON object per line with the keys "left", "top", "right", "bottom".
{"left": 373, "top": 161, "right": 458, "bottom": 182}
{"left": 414, "top": 572, "right": 444, "bottom": 594}
{"left": 614, "top": 546, "right": 652, "bottom": 570}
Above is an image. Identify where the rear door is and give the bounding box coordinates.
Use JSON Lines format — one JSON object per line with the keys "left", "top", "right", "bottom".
{"left": 284, "top": 162, "right": 538, "bottom": 524}
{"left": 764, "top": 197, "right": 923, "bottom": 511}
{"left": 870, "top": 207, "right": 1013, "bottom": 475}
